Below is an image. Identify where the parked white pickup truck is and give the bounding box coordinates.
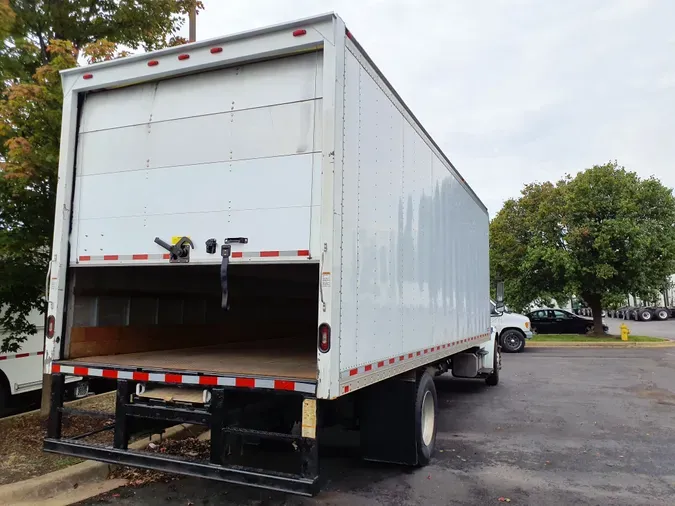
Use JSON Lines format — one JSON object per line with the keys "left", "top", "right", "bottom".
{"left": 490, "top": 300, "right": 533, "bottom": 353}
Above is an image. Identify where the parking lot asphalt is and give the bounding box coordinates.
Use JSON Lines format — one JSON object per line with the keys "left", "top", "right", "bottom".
{"left": 79, "top": 348, "right": 675, "bottom": 506}
{"left": 605, "top": 317, "right": 675, "bottom": 339}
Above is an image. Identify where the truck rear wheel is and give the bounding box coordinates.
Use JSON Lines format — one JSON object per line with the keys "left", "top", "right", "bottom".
{"left": 415, "top": 372, "right": 437, "bottom": 466}
{"left": 485, "top": 341, "right": 501, "bottom": 386}
{"left": 655, "top": 308, "right": 669, "bottom": 321}
{"left": 0, "top": 379, "right": 10, "bottom": 417}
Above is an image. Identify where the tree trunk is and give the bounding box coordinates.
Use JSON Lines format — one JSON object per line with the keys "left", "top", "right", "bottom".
{"left": 588, "top": 296, "right": 605, "bottom": 336}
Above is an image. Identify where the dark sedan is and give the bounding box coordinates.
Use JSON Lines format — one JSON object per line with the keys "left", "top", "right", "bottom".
{"left": 526, "top": 309, "right": 608, "bottom": 334}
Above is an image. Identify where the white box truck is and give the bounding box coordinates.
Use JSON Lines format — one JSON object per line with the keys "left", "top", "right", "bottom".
{"left": 0, "top": 309, "right": 86, "bottom": 414}
{"left": 43, "top": 13, "right": 499, "bottom": 495}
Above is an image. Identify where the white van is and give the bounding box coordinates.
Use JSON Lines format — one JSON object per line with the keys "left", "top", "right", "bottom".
{"left": 490, "top": 300, "right": 533, "bottom": 353}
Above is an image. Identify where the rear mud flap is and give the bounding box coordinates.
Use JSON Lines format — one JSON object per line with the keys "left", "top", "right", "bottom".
{"left": 359, "top": 374, "right": 418, "bottom": 465}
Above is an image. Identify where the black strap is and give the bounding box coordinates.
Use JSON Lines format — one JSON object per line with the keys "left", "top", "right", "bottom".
{"left": 220, "top": 245, "right": 231, "bottom": 310}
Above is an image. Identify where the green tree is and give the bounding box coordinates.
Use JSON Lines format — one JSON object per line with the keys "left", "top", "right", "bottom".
{"left": 0, "top": 1, "right": 203, "bottom": 351}
{"left": 491, "top": 161, "right": 675, "bottom": 335}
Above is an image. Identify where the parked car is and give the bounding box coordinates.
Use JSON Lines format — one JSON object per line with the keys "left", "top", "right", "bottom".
{"left": 491, "top": 301, "right": 533, "bottom": 353}
{"left": 526, "top": 309, "right": 608, "bottom": 334}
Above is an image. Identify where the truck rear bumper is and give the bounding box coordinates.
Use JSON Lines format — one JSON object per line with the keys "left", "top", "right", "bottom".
{"left": 44, "top": 373, "right": 320, "bottom": 496}
{"left": 43, "top": 438, "right": 318, "bottom": 496}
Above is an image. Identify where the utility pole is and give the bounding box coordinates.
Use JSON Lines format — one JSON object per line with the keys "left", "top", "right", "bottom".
{"left": 188, "top": 1, "right": 197, "bottom": 42}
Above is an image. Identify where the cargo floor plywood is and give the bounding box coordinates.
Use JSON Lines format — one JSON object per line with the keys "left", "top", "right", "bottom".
{"left": 68, "top": 345, "right": 317, "bottom": 380}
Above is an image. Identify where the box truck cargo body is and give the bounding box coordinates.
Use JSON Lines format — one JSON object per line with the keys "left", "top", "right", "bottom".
{"left": 44, "top": 13, "right": 497, "bottom": 495}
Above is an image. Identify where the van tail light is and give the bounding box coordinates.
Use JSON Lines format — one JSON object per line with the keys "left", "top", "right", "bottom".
{"left": 318, "top": 323, "right": 331, "bottom": 353}
{"left": 47, "top": 315, "right": 55, "bottom": 339}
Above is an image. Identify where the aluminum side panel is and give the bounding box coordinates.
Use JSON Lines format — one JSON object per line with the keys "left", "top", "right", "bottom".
{"left": 338, "top": 45, "right": 490, "bottom": 374}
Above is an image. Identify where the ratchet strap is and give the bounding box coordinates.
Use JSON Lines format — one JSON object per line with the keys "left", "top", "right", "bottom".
{"left": 220, "top": 244, "right": 231, "bottom": 310}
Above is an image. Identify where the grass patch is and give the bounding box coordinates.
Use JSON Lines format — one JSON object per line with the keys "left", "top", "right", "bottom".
{"left": 0, "top": 392, "right": 116, "bottom": 485}
{"left": 531, "top": 334, "right": 668, "bottom": 343}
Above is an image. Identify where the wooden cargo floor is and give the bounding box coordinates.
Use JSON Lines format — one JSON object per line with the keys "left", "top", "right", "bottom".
{"left": 69, "top": 345, "right": 317, "bottom": 381}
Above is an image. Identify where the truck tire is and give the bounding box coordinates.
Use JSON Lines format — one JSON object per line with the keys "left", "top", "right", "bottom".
{"left": 485, "top": 341, "right": 500, "bottom": 386}
{"left": 500, "top": 329, "right": 525, "bottom": 353}
{"left": 639, "top": 309, "right": 652, "bottom": 322}
{"left": 655, "top": 308, "right": 669, "bottom": 321}
{"left": 415, "top": 372, "right": 438, "bottom": 466}
{"left": 0, "top": 380, "right": 9, "bottom": 417}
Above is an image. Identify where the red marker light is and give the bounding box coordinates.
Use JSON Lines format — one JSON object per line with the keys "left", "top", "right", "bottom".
{"left": 47, "top": 315, "right": 56, "bottom": 338}
{"left": 318, "top": 323, "right": 331, "bottom": 353}
{"left": 293, "top": 29, "right": 307, "bottom": 37}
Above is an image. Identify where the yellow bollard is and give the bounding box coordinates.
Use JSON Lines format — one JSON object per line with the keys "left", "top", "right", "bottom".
{"left": 620, "top": 323, "right": 630, "bottom": 341}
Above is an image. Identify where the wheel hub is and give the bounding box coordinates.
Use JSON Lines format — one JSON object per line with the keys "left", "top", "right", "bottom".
{"left": 421, "top": 390, "right": 435, "bottom": 446}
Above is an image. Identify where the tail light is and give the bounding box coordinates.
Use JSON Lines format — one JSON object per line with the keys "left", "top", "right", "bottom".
{"left": 318, "top": 323, "right": 331, "bottom": 353}
{"left": 47, "top": 315, "right": 55, "bottom": 339}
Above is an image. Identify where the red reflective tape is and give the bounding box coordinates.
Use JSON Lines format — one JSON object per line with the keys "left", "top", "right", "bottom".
{"left": 297, "top": 249, "right": 310, "bottom": 256}
{"left": 79, "top": 256, "right": 91, "bottom": 262}
{"left": 15, "top": 353, "right": 29, "bottom": 358}
{"left": 274, "top": 380, "right": 295, "bottom": 391}
{"left": 260, "top": 251, "right": 280, "bottom": 257}
{"left": 389, "top": 358, "right": 395, "bottom": 364}
{"left": 52, "top": 363, "right": 60, "bottom": 372}
{"left": 364, "top": 364, "right": 372, "bottom": 372}
{"left": 165, "top": 374, "right": 182, "bottom": 384}
{"left": 73, "top": 366, "right": 89, "bottom": 376}
{"left": 133, "top": 372, "right": 149, "bottom": 381}
{"left": 133, "top": 254, "right": 149, "bottom": 260}
{"left": 377, "top": 361, "right": 384, "bottom": 367}
{"left": 102, "top": 369, "right": 118, "bottom": 379}
{"left": 199, "top": 376, "right": 218, "bottom": 386}
{"left": 232, "top": 252, "right": 243, "bottom": 258}
{"left": 236, "top": 377, "right": 255, "bottom": 388}
{"left": 103, "top": 255, "right": 119, "bottom": 261}
{"left": 349, "top": 368, "right": 358, "bottom": 376}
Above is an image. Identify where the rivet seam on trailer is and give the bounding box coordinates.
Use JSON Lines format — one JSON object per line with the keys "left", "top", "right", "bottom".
{"left": 341, "top": 332, "right": 491, "bottom": 379}
{"left": 0, "top": 350, "right": 44, "bottom": 361}
{"left": 77, "top": 250, "right": 312, "bottom": 263}
{"left": 50, "top": 363, "right": 316, "bottom": 394}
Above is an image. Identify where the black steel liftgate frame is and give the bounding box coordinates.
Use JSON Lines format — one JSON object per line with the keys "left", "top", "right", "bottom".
{"left": 44, "top": 374, "right": 320, "bottom": 496}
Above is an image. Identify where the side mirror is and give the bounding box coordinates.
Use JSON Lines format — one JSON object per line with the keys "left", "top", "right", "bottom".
{"left": 495, "top": 281, "right": 505, "bottom": 312}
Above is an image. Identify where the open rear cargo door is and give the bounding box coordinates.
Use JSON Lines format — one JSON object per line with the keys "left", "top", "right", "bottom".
{"left": 71, "top": 51, "right": 323, "bottom": 265}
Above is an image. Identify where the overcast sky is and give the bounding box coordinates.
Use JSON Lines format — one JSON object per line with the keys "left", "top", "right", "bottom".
{"left": 190, "top": 0, "right": 675, "bottom": 216}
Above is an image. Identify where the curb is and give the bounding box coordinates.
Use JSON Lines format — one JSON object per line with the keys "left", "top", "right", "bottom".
{"left": 0, "top": 423, "right": 203, "bottom": 505}
{"left": 528, "top": 341, "right": 675, "bottom": 348}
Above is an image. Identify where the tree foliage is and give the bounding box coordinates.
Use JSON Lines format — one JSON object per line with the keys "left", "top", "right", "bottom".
{"left": 491, "top": 162, "right": 675, "bottom": 334}
{"left": 0, "top": 1, "right": 203, "bottom": 351}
